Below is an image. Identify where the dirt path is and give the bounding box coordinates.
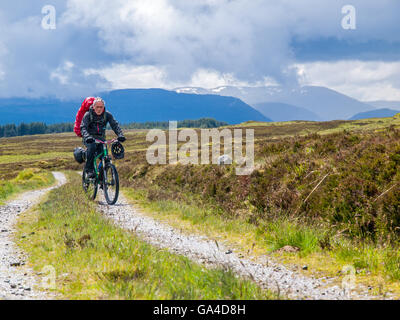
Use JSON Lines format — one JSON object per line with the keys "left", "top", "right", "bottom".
{"left": 0, "top": 172, "right": 66, "bottom": 300}
{"left": 96, "top": 191, "right": 388, "bottom": 300}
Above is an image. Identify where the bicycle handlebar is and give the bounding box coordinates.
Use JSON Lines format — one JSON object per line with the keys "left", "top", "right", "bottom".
{"left": 95, "top": 138, "right": 118, "bottom": 145}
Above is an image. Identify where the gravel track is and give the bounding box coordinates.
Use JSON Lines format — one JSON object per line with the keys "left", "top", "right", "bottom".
{"left": 0, "top": 172, "right": 66, "bottom": 300}
{"left": 97, "top": 192, "right": 387, "bottom": 300}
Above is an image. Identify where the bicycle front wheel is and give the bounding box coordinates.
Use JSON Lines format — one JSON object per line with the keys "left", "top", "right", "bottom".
{"left": 82, "top": 169, "right": 98, "bottom": 200}
{"left": 103, "top": 164, "right": 119, "bottom": 205}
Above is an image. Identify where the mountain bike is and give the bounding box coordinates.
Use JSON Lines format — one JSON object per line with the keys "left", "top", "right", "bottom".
{"left": 82, "top": 139, "right": 120, "bottom": 205}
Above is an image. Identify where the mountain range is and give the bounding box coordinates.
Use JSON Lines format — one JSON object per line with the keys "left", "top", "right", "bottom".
{"left": 253, "top": 102, "right": 321, "bottom": 122}
{"left": 0, "top": 85, "right": 397, "bottom": 125}
{"left": 175, "top": 85, "right": 375, "bottom": 121}
{"left": 349, "top": 108, "right": 400, "bottom": 120}
{"left": 364, "top": 101, "right": 400, "bottom": 110}
{"left": 0, "top": 89, "right": 270, "bottom": 125}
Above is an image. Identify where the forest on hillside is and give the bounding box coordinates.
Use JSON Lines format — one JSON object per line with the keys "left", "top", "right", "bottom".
{"left": 0, "top": 118, "right": 228, "bottom": 138}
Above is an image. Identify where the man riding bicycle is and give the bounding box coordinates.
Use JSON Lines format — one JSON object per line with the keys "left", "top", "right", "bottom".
{"left": 80, "top": 97, "right": 126, "bottom": 178}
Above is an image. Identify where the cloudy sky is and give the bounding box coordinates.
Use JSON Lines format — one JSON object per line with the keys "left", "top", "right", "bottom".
{"left": 0, "top": 0, "right": 399, "bottom": 101}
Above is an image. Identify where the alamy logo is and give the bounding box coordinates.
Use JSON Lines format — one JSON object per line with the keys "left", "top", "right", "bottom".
{"left": 341, "top": 265, "right": 356, "bottom": 298}
{"left": 146, "top": 121, "right": 254, "bottom": 176}
{"left": 41, "top": 5, "right": 56, "bottom": 30}
{"left": 41, "top": 265, "right": 56, "bottom": 289}
{"left": 342, "top": 5, "right": 356, "bottom": 30}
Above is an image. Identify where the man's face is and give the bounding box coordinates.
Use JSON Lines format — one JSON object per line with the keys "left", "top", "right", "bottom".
{"left": 93, "top": 101, "right": 105, "bottom": 115}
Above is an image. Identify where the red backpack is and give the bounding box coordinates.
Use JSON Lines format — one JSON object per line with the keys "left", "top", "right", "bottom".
{"left": 74, "top": 97, "right": 95, "bottom": 137}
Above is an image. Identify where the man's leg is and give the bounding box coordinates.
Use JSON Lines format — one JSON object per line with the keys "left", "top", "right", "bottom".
{"left": 84, "top": 141, "right": 96, "bottom": 174}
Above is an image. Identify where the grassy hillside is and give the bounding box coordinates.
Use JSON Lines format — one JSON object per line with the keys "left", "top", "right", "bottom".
{"left": 115, "top": 115, "right": 400, "bottom": 242}
{"left": 4, "top": 113, "right": 400, "bottom": 296}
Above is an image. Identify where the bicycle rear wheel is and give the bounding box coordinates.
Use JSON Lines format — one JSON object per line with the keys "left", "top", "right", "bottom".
{"left": 103, "top": 164, "right": 119, "bottom": 205}
{"left": 82, "top": 169, "right": 98, "bottom": 200}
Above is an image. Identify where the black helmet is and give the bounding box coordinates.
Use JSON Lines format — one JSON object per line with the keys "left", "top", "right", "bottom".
{"left": 111, "top": 141, "right": 125, "bottom": 159}
{"left": 73, "top": 147, "right": 86, "bottom": 164}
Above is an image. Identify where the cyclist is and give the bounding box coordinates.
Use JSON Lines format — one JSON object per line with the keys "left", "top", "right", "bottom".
{"left": 80, "top": 97, "right": 126, "bottom": 178}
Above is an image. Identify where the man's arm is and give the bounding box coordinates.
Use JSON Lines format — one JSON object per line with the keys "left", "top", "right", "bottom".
{"left": 106, "top": 112, "right": 124, "bottom": 137}
{"left": 80, "top": 112, "right": 92, "bottom": 141}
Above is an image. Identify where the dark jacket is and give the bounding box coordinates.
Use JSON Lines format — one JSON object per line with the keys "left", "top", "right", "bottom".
{"left": 80, "top": 107, "right": 123, "bottom": 141}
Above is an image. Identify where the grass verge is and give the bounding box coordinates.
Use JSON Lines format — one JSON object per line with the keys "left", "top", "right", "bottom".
{"left": 122, "top": 187, "right": 400, "bottom": 298}
{"left": 16, "top": 172, "right": 275, "bottom": 300}
{"left": 0, "top": 168, "right": 55, "bottom": 204}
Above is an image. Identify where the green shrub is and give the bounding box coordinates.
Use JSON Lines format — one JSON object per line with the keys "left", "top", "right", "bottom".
{"left": 259, "top": 218, "right": 325, "bottom": 255}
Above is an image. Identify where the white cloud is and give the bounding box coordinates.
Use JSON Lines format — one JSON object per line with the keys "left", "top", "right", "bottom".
{"left": 50, "top": 61, "right": 75, "bottom": 85}
{"left": 0, "top": 1, "right": 399, "bottom": 98}
{"left": 61, "top": 0, "right": 400, "bottom": 91}
{"left": 85, "top": 63, "right": 279, "bottom": 90}
{"left": 188, "top": 69, "right": 275, "bottom": 89}
{"left": 294, "top": 61, "right": 400, "bottom": 101}
{"left": 61, "top": 0, "right": 297, "bottom": 85}
{"left": 84, "top": 64, "right": 168, "bottom": 89}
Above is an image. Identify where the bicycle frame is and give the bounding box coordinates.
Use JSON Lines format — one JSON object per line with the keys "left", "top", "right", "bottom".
{"left": 93, "top": 139, "right": 117, "bottom": 179}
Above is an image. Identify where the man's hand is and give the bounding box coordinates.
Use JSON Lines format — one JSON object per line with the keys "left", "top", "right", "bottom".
{"left": 86, "top": 136, "right": 95, "bottom": 144}
{"left": 117, "top": 136, "right": 126, "bottom": 143}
